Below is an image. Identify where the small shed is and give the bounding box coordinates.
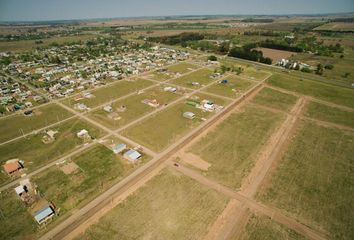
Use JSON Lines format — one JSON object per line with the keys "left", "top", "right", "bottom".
{"left": 34, "top": 206, "right": 55, "bottom": 224}
{"left": 14, "top": 185, "right": 26, "bottom": 196}
{"left": 113, "top": 143, "right": 126, "bottom": 154}
{"left": 3, "top": 160, "right": 22, "bottom": 175}
{"left": 124, "top": 149, "right": 141, "bottom": 162}
{"left": 183, "top": 112, "right": 195, "bottom": 119}
{"left": 77, "top": 129, "right": 89, "bottom": 138}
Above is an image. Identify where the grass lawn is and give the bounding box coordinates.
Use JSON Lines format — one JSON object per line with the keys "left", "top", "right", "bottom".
{"left": 243, "top": 68, "right": 272, "bottom": 81}
{"left": 238, "top": 214, "right": 307, "bottom": 240}
{"left": 257, "top": 121, "right": 354, "bottom": 240}
{"left": 76, "top": 168, "right": 229, "bottom": 240}
{"left": 63, "top": 79, "right": 153, "bottom": 108}
{"left": 167, "top": 62, "right": 199, "bottom": 74}
{"left": 205, "top": 75, "right": 256, "bottom": 98}
{"left": 169, "top": 68, "right": 215, "bottom": 89}
{"left": 122, "top": 93, "right": 227, "bottom": 152}
{"left": 88, "top": 86, "right": 181, "bottom": 130}
{"left": 267, "top": 73, "right": 354, "bottom": 108}
{"left": 304, "top": 101, "right": 354, "bottom": 128}
{"left": 33, "top": 144, "right": 149, "bottom": 217}
{"left": 0, "top": 103, "right": 73, "bottom": 143}
{"left": 0, "top": 190, "right": 37, "bottom": 240}
{"left": 0, "top": 118, "right": 105, "bottom": 185}
{"left": 251, "top": 87, "right": 298, "bottom": 112}
{"left": 189, "top": 105, "right": 284, "bottom": 190}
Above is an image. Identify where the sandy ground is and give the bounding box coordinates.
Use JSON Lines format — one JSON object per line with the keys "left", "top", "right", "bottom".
{"left": 179, "top": 152, "right": 211, "bottom": 171}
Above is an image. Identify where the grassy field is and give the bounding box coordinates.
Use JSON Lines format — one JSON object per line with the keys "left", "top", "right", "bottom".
{"left": 76, "top": 168, "right": 229, "bottom": 240}
{"left": 88, "top": 86, "right": 181, "bottom": 129}
{"left": 267, "top": 73, "right": 354, "bottom": 108}
{"left": 257, "top": 121, "right": 354, "bottom": 240}
{"left": 122, "top": 93, "right": 227, "bottom": 152}
{"left": 314, "top": 22, "right": 354, "bottom": 31}
{"left": 0, "top": 34, "right": 97, "bottom": 52}
{"left": 0, "top": 118, "right": 105, "bottom": 185}
{"left": 63, "top": 79, "right": 153, "bottom": 108}
{"left": 304, "top": 101, "right": 354, "bottom": 128}
{"left": 189, "top": 105, "right": 284, "bottom": 190}
{"left": 33, "top": 144, "right": 148, "bottom": 217}
{"left": 238, "top": 214, "right": 307, "bottom": 240}
{"left": 251, "top": 87, "right": 298, "bottom": 112}
{"left": 169, "top": 68, "right": 215, "bottom": 89}
{"left": 167, "top": 62, "right": 199, "bottom": 74}
{"left": 0, "top": 103, "right": 73, "bottom": 143}
{"left": 147, "top": 70, "right": 171, "bottom": 81}
{"left": 0, "top": 190, "right": 37, "bottom": 240}
{"left": 205, "top": 75, "right": 255, "bottom": 98}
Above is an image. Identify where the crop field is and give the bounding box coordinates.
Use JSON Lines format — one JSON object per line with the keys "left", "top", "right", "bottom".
{"left": 0, "top": 118, "right": 105, "bottom": 185}
{"left": 238, "top": 214, "right": 307, "bottom": 240}
{"left": 257, "top": 121, "right": 354, "bottom": 240}
{"left": 122, "top": 93, "right": 227, "bottom": 152}
{"left": 0, "top": 103, "right": 73, "bottom": 143}
{"left": 167, "top": 62, "right": 199, "bottom": 74}
{"left": 33, "top": 144, "right": 149, "bottom": 217}
{"left": 251, "top": 87, "right": 298, "bottom": 112}
{"left": 314, "top": 22, "right": 354, "bottom": 31}
{"left": 169, "top": 68, "right": 215, "bottom": 89}
{"left": 63, "top": 79, "right": 153, "bottom": 108}
{"left": 76, "top": 168, "right": 229, "bottom": 240}
{"left": 88, "top": 86, "right": 182, "bottom": 129}
{"left": 256, "top": 47, "right": 298, "bottom": 62}
{"left": 205, "top": 75, "right": 256, "bottom": 98}
{"left": 0, "top": 189, "right": 37, "bottom": 240}
{"left": 188, "top": 105, "right": 284, "bottom": 190}
{"left": 304, "top": 101, "right": 354, "bottom": 128}
{"left": 267, "top": 73, "right": 354, "bottom": 108}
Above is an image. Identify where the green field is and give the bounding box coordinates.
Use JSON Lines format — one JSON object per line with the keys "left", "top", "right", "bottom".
{"left": 63, "top": 79, "right": 153, "bottom": 108}
{"left": 0, "top": 103, "right": 73, "bottom": 143}
{"left": 189, "top": 105, "right": 284, "bottom": 190}
{"left": 239, "top": 214, "right": 307, "bottom": 240}
{"left": 76, "top": 168, "right": 229, "bottom": 240}
{"left": 252, "top": 87, "right": 298, "bottom": 112}
{"left": 267, "top": 73, "right": 354, "bottom": 108}
{"left": 122, "top": 93, "right": 227, "bottom": 152}
{"left": 0, "top": 190, "right": 37, "bottom": 240}
{"left": 148, "top": 70, "right": 171, "bottom": 81}
{"left": 0, "top": 118, "right": 105, "bottom": 185}
{"left": 33, "top": 144, "right": 148, "bottom": 216}
{"left": 88, "top": 86, "right": 181, "bottom": 129}
{"left": 169, "top": 68, "right": 215, "bottom": 89}
{"left": 257, "top": 121, "right": 354, "bottom": 240}
{"left": 205, "top": 75, "right": 255, "bottom": 98}
{"left": 304, "top": 101, "right": 354, "bottom": 128}
{"left": 167, "top": 62, "right": 199, "bottom": 74}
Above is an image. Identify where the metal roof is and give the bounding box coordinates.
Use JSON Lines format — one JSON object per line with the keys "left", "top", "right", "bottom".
{"left": 124, "top": 149, "right": 141, "bottom": 161}
{"left": 34, "top": 206, "right": 54, "bottom": 223}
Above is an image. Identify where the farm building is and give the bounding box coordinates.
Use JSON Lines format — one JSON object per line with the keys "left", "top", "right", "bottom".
{"left": 183, "top": 112, "right": 195, "bottom": 119}
{"left": 77, "top": 129, "right": 89, "bottom": 138}
{"left": 113, "top": 143, "right": 126, "bottom": 154}
{"left": 34, "top": 206, "right": 55, "bottom": 224}
{"left": 123, "top": 149, "right": 141, "bottom": 162}
{"left": 103, "top": 105, "right": 113, "bottom": 112}
{"left": 3, "top": 159, "right": 23, "bottom": 175}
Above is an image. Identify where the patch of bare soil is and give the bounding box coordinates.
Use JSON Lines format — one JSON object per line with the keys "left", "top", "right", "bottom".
{"left": 179, "top": 152, "right": 211, "bottom": 171}
{"left": 61, "top": 162, "right": 79, "bottom": 175}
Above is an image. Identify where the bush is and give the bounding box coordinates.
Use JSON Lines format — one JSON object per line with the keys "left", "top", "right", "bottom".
{"left": 208, "top": 55, "right": 217, "bottom": 61}
{"left": 324, "top": 64, "right": 334, "bottom": 70}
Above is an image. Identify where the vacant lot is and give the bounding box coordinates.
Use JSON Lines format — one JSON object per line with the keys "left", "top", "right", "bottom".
{"left": 267, "top": 73, "right": 354, "bottom": 108}
{"left": 0, "top": 103, "right": 73, "bottom": 143}
{"left": 257, "top": 121, "right": 354, "bottom": 240}
{"left": 189, "top": 105, "right": 284, "bottom": 190}
{"left": 314, "top": 22, "right": 354, "bottom": 31}
{"left": 256, "top": 47, "right": 298, "bottom": 62}
{"left": 88, "top": 86, "right": 181, "bottom": 129}
{"left": 238, "top": 214, "right": 307, "bottom": 240}
{"left": 0, "top": 190, "right": 37, "bottom": 240}
{"left": 205, "top": 75, "right": 255, "bottom": 98}
{"left": 167, "top": 62, "right": 199, "bottom": 74}
{"left": 33, "top": 144, "right": 148, "bottom": 217}
{"left": 0, "top": 118, "right": 104, "bottom": 185}
{"left": 252, "top": 87, "right": 298, "bottom": 112}
{"left": 243, "top": 68, "right": 272, "bottom": 81}
{"left": 76, "top": 168, "right": 229, "bottom": 240}
{"left": 63, "top": 79, "right": 153, "bottom": 108}
{"left": 304, "top": 101, "right": 354, "bottom": 128}
{"left": 169, "top": 68, "right": 214, "bottom": 89}
{"left": 122, "top": 93, "right": 227, "bottom": 152}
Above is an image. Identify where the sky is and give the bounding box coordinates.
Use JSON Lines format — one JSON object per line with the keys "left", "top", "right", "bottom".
{"left": 0, "top": 0, "right": 353, "bottom": 22}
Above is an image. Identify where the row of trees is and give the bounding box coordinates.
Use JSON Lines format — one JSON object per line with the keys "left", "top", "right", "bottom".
{"left": 228, "top": 44, "right": 272, "bottom": 65}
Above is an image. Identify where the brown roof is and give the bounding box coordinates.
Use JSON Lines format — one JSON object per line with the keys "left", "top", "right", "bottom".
{"left": 3, "top": 161, "right": 21, "bottom": 174}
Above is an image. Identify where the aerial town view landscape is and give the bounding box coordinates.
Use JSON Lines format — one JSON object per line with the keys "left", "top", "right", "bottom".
{"left": 0, "top": 0, "right": 353, "bottom": 239}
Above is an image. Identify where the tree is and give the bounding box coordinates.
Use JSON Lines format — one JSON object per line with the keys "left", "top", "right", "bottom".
{"left": 315, "top": 64, "right": 324, "bottom": 75}
{"left": 208, "top": 55, "right": 217, "bottom": 61}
